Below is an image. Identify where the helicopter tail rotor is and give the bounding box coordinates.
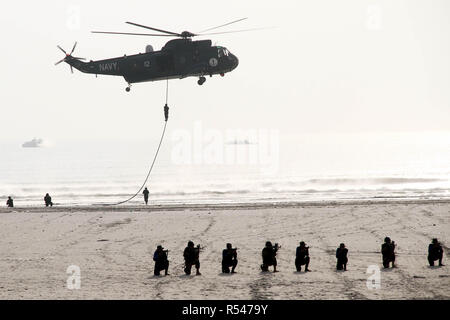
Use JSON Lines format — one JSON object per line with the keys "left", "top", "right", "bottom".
{"left": 55, "top": 42, "right": 86, "bottom": 73}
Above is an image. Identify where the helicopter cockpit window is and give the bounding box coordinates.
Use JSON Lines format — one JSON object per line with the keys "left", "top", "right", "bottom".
{"left": 217, "top": 47, "right": 229, "bottom": 58}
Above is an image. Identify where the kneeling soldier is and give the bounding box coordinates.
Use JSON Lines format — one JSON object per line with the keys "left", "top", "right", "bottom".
{"left": 381, "top": 237, "right": 396, "bottom": 268}
{"left": 428, "top": 238, "right": 444, "bottom": 267}
{"left": 183, "top": 241, "right": 202, "bottom": 275}
{"left": 295, "top": 241, "right": 310, "bottom": 272}
{"left": 336, "top": 243, "right": 348, "bottom": 271}
{"left": 261, "top": 241, "right": 279, "bottom": 272}
{"left": 222, "top": 243, "right": 238, "bottom": 273}
{"left": 153, "top": 245, "right": 169, "bottom": 276}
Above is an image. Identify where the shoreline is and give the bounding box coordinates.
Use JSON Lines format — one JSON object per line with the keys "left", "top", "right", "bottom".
{"left": 2, "top": 198, "right": 450, "bottom": 213}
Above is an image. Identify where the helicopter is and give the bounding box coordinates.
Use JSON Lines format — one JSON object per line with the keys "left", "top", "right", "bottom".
{"left": 55, "top": 18, "right": 254, "bottom": 91}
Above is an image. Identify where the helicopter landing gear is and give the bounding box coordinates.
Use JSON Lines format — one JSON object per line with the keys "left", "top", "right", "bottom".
{"left": 197, "top": 76, "right": 206, "bottom": 86}
{"left": 125, "top": 84, "right": 131, "bottom": 92}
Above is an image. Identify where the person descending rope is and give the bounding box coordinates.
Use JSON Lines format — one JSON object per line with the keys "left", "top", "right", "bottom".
{"left": 164, "top": 78, "right": 169, "bottom": 122}
{"left": 164, "top": 103, "right": 169, "bottom": 122}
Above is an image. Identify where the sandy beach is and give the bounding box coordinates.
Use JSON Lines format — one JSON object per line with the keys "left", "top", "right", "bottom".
{"left": 0, "top": 200, "right": 448, "bottom": 300}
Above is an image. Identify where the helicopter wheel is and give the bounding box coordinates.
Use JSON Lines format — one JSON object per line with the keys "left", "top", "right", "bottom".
{"left": 197, "top": 76, "right": 206, "bottom": 86}
{"left": 125, "top": 86, "right": 131, "bottom": 92}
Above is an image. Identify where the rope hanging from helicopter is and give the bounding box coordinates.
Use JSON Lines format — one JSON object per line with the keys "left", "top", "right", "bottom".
{"left": 104, "top": 79, "right": 170, "bottom": 206}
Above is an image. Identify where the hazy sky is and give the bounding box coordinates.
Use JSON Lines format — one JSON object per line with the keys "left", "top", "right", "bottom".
{"left": 1, "top": 0, "right": 449, "bottom": 142}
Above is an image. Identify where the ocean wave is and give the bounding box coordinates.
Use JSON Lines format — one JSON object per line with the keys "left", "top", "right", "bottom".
{"left": 306, "top": 177, "right": 444, "bottom": 185}
{"left": 2, "top": 187, "right": 449, "bottom": 200}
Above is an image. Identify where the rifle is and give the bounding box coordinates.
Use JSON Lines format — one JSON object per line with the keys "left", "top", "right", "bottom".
{"left": 195, "top": 244, "right": 206, "bottom": 251}
{"left": 193, "top": 245, "right": 205, "bottom": 258}
{"left": 226, "top": 248, "right": 238, "bottom": 258}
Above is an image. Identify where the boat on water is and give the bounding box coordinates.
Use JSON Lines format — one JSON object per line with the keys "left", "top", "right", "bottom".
{"left": 226, "top": 139, "right": 255, "bottom": 145}
{"left": 22, "top": 138, "right": 44, "bottom": 148}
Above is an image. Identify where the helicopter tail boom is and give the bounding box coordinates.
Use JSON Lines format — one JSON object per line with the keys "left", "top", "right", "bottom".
{"left": 65, "top": 57, "right": 123, "bottom": 76}
{"left": 63, "top": 57, "right": 88, "bottom": 73}
{"left": 55, "top": 42, "right": 123, "bottom": 76}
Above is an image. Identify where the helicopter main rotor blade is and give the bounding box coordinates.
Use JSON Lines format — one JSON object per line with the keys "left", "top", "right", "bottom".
{"left": 125, "top": 22, "right": 181, "bottom": 36}
{"left": 198, "top": 17, "right": 248, "bottom": 33}
{"left": 199, "top": 27, "right": 273, "bottom": 36}
{"left": 92, "top": 31, "right": 173, "bottom": 37}
{"left": 57, "top": 45, "right": 67, "bottom": 55}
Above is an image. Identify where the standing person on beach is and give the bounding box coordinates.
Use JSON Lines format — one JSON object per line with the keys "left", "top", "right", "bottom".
{"left": 428, "top": 238, "right": 444, "bottom": 267}
{"left": 336, "top": 243, "right": 348, "bottom": 271}
{"left": 261, "top": 241, "right": 279, "bottom": 272}
{"left": 44, "top": 193, "right": 53, "bottom": 207}
{"left": 295, "top": 241, "right": 310, "bottom": 272}
{"left": 143, "top": 187, "right": 150, "bottom": 205}
{"left": 381, "top": 237, "right": 396, "bottom": 268}
{"left": 6, "top": 196, "right": 14, "bottom": 207}
{"left": 222, "top": 243, "right": 238, "bottom": 273}
{"left": 153, "top": 245, "right": 170, "bottom": 276}
{"left": 183, "top": 241, "right": 201, "bottom": 275}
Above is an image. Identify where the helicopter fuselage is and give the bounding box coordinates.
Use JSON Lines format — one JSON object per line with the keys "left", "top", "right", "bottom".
{"left": 66, "top": 38, "right": 239, "bottom": 86}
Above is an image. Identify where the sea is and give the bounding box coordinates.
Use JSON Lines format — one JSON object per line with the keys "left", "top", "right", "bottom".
{"left": 1, "top": 131, "right": 449, "bottom": 206}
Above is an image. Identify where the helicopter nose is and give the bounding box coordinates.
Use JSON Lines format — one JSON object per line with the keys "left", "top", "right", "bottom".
{"left": 231, "top": 54, "right": 239, "bottom": 69}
